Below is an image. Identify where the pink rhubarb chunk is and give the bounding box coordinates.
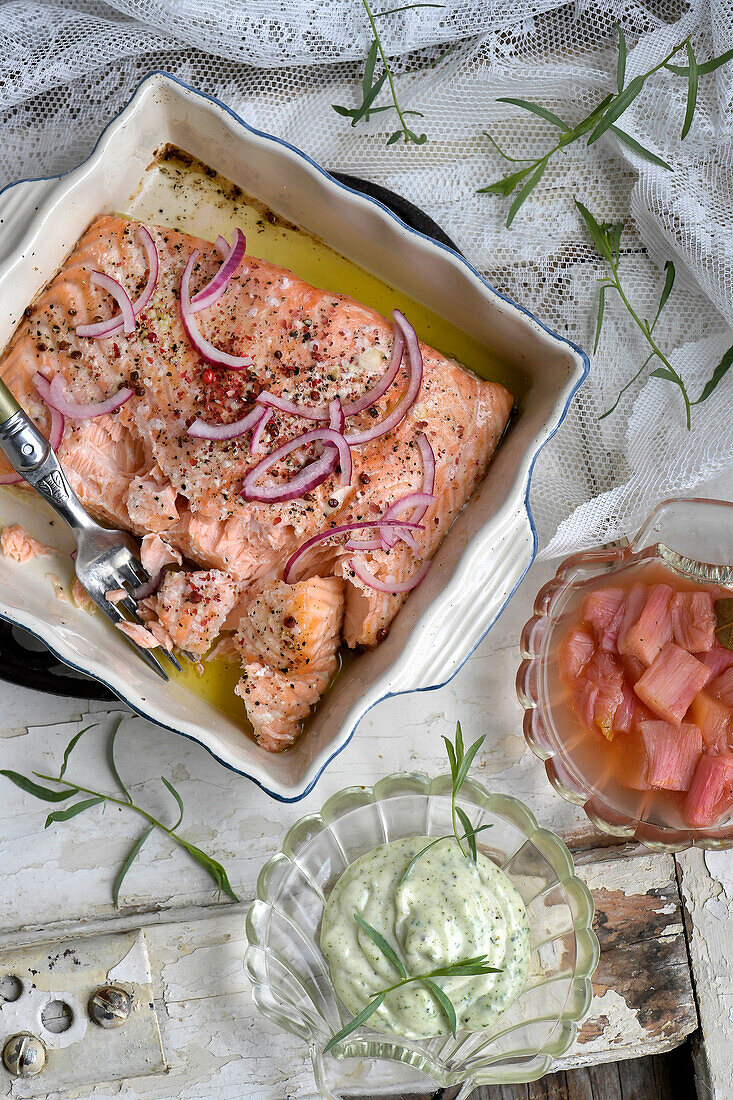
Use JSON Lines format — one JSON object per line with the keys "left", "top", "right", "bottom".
{"left": 709, "top": 665, "right": 733, "bottom": 708}
{"left": 582, "top": 587, "right": 625, "bottom": 651}
{"left": 582, "top": 650, "right": 624, "bottom": 740}
{"left": 638, "top": 720, "right": 703, "bottom": 790}
{"left": 671, "top": 590, "right": 716, "bottom": 653}
{"left": 683, "top": 751, "right": 733, "bottom": 828}
{"left": 559, "top": 625, "right": 596, "bottom": 683}
{"left": 611, "top": 731, "right": 651, "bottom": 790}
{"left": 612, "top": 681, "right": 636, "bottom": 734}
{"left": 688, "top": 691, "right": 731, "bottom": 751}
{"left": 621, "top": 583, "right": 673, "bottom": 666}
{"left": 616, "top": 583, "right": 647, "bottom": 655}
{"left": 696, "top": 645, "right": 733, "bottom": 678}
{"left": 634, "top": 642, "right": 712, "bottom": 724}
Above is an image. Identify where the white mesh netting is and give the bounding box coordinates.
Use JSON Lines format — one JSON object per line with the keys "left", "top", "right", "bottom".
{"left": 2, "top": 0, "right": 732, "bottom": 557}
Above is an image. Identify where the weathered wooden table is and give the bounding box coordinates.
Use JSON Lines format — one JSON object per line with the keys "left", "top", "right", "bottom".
{"left": 1, "top": 543, "right": 731, "bottom": 1099}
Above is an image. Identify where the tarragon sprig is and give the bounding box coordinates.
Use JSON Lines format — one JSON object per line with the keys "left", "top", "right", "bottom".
{"left": 332, "top": 0, "right": 443, "bottom": 145}
{"left": 398, "top": 722, "right": 490, "bottom": 884}
{"left": 323, "top": 914, "right": 501, "bottom": 1051}
{"left": 1, "top": 718, "right": 239, "bottom": 908}
{"left": 576, "top": 201, "right": 733, "bottom": 429}
{"left": 479, "top": 27, "right": 733, "bottom": 226}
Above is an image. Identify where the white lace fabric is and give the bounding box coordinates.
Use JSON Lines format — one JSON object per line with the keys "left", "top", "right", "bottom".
{"left": 2, "top": 0, "right": 732, "bottom": 557}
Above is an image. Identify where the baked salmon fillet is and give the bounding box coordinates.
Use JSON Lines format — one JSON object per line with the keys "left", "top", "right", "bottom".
{"left": 0, "top": 215, "right": 513, "bottom": 749}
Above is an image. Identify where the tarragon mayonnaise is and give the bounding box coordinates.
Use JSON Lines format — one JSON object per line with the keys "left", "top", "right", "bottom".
{"left": 320, "top": 835, "right": 531, "bottom": 1040}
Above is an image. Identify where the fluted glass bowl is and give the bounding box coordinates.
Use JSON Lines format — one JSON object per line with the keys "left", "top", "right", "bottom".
{"left": 245, "top": 773, "right": 598, "bottom": 1098}
{"left": 518, "top": 498, "right": 733, "bottom": 852}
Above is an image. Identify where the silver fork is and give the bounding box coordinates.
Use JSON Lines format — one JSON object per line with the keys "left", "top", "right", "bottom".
{"left": 0, "top": 382, "right": 180, "bottom": 681}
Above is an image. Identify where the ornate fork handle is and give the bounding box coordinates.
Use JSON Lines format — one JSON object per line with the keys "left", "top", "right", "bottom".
{"left": 0, "top": 398, "right": 95, "bottom": 536}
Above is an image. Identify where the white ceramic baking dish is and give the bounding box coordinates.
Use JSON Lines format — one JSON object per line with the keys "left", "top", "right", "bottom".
{"left": 0, "top": 72, "right": 588, "bottom": 800}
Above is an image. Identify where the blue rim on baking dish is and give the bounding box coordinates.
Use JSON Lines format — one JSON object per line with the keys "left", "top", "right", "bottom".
{"left": 0, "top": 72, "right": 589, "bottom": 801}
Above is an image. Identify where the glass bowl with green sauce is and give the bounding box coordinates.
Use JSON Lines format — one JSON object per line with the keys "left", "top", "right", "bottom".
{"left": 245, "top": 773, "right": 598, "bottom": 1097}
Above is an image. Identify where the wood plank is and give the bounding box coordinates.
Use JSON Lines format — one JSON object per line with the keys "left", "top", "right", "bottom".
{"left": 467, "top": 1042, "right": 696, "bottom": 1100}
{"left": 555, "top": 846, "right": 696, "bottom": 1066}
{"left": 676, "top": 848, "right": 733, "bottom": 1100}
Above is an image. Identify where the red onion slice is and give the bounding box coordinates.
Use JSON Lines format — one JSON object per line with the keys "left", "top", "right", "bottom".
{"left": 250, "top": 407, "right": 273, "bottom": 455}
{"left": 0, "top": 472, "right": 22, "bottom": 485}
{"left": 283, "top": 519, "right": 425, "bottom": 583}
{"left": 187, "top": 404, "right": 263, "bottom": 441}
{"left": 344, "top": 535, "right": 383, "bottom": 551}
{"left": 349, "top": 556, "right": 431, "bottom": 594}
{"left": 180, "top": 250, "right": 253, "bottom": 371}
{"left": 382, "top": 436, "right": 436, "bottom": 551}
{"left": 76, "top": 225, "right": 159, "bottom": 339}
{"left": 34, "top": 374, "right": 65, "bottom": 448}
{"left": 89, "top": 271, "right": 135, "bottom": 334}
{"left": 43, "top": 374, "right": 133, "bottom": 420}
{"left": 215, "top": 235, "right": 229, "bottom": 259}
{"left": 342, "top": 325, "right": 404, "bottom": 416}
{"left": 240, "top": 426, "right": 352, "bottom": 503}
{"left": 256, "top": 390, "right": 331, "bottom": 422}
{"left": 380, "top": 490, "right": 436, "bottom": 553}
{"left": 48, "top": 406, "right": 65, "bottom": 451}
{"left": 345, "top": 310, "right": 423, "bottom": 447}
{"left": 191, "top": 228, "right": 246, "bottom": 313}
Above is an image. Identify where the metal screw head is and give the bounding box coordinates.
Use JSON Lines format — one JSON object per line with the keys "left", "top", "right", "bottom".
{"left": 2, "top": 1032, "right": 46, "bottom": 1077}
{"left": 88, "top": 985, "right": 133, "bottom": 1028}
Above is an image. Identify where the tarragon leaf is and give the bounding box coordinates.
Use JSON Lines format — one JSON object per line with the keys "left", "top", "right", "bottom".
{"left": 587, "top": 73, "right": 647, "bottom": 144}
{"left": 351, "top": 72, "right": 388, "bottom": 126}
{"left": 497, "top": 97, "right": 570, "bottom": 131}
{"left": 323, "top": 991, "right": 386, "bottom": 1053}
{"left": 1, "top": 770, "right": 76, "bottom": 802}
{"left": 363, "top": 38, "right": 379, "bottom": 103}
{"left": 113, "top": 825, "right": 154, "bottom": 908}
{"left": 398, "top": 836, "right": 447, "bottom": 884}
{"left": 373, "top": 2, "right": 445, "bottom": 15}
{"left": 177, "top": 839, "right": 240, "bottom": 902}
{"left": 387, "top": 130, "right": 402, "bottom": 145}
{"left": 58, "top": 723, "right": 96, "bottom": 779}
{"left": 505, "top": 160, "right": 546, "bottom": 227}
{"left": 477, "top": 163, "right": 537, "bottom": 196}
{"left": 575, "top": 200, "right": 613, "bottom": 263}
{"left": 455, "top": 807, "right": 477, "bottom": 860}
{"left": 617, "top": 24, "right": 627, "bottom": 92}
{"left": 355, "top": 914, "right": 407, "bottom": 978}
{"left": 692, "top": 344, "right": 733, "bottom": 406}
{"left": 666, "top": 46, "right": 733, "bottom": 77}
{"left": 45, "top": 797, "right": 104, "bottom": 828}
{"left": 482, "top": 130, "right": 535, "bottom": 163}
{"left": 558, "top": 94, "right": 614, "bottom": 147}
{"left": 422, "top": 977, "right": 457, "bottom": 1035}
{"left": 442, "top": 734, "right": 458, "bottom": 780}
{"left": 681, "top": 41, "right": 699, "bottom": 139}
{"left": 610, "top": 126, "right": 673, "bottom": 170}
{"left": 594, "top": 285, "right": 607, "bottom": 352}
{"left": 655, "top": 260, "right": 676, "bottom": 325}
{"left": 108, "top": 716, "right": 132, "bottom": 803}
{"left": 454, "top": 734, "right": 486, "bottom": 792}
{"left": 162, "top": 776, "right": 184, "bottom": 831}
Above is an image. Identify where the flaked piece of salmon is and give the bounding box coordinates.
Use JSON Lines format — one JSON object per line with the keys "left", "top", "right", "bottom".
{"left": 234, "top": 576, "right": 344, "bottom": 750}
{"left": 149, "top": 570, "right": 245, "bottom": 658}
{"left": 0, "top": 213, "right": 512, "bottom": 749}
{"left": 0, "top": 524, "right": 55, "bottom": 563}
